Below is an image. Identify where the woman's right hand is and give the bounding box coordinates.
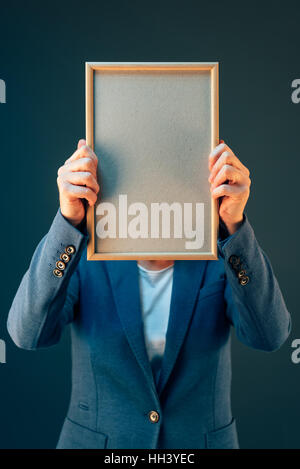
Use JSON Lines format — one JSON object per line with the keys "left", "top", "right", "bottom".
{"left": 57, "top": 139, "right": 99, "bottom": 227}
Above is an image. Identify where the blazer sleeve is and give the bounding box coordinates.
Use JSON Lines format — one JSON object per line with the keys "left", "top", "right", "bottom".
{"left": 218, "top": 214, "right": 291, "bottom": 352}
{"left": 7, "top": 209, "right": 88, "bottom": 350}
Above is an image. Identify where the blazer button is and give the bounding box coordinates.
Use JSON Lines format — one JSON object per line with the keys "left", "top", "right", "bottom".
{"left": 148, "top": 410, "right": 160, "bottom": 423}
{"left": 56, "top": 260, "right": 66, "bottom": 271}
{"left": 65, "top": 245, "right": 76, "bottom": 255}
{"left": 60, "top": 252, "right": 70, "bottom": 263}
{"left": 229, "top": 255, "right": 241, "bottom": 267}
{"left": 239, "top": 275, "right": 249, "bottom": 286}
{"left": 238, "top": 269, "right": 247, "bottom": 279}
{"left": 53, "top": 268, "right": 63, "bottom": 278}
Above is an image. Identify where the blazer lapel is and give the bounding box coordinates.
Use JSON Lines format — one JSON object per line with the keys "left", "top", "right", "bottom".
{"left": 105, "top": 261, "right": 158, "bottom": 396}
{"left": 157, "top": 260, "right": 208, "bottom": 396}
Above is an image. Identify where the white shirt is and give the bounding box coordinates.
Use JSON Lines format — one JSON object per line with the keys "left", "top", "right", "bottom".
{"left": 137, "top": 263, "right": 174, "bottom": 382}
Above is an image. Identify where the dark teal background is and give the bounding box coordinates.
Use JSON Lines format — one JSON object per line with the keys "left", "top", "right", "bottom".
{"left": 0, "top": 0, "right": 299, "bottom": 448}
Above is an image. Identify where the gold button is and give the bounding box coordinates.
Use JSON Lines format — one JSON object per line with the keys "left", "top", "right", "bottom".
{"left": 53, "top": 268, "right": 63, "bottom": 278}
{"left": 60, "top": 252, "right": 70, "bottom": 263}
{"left": 56, "top": 260, "right": 66, "bottom": 271}
{"left": 65, "top": 245, "right": 76, "bottom": 255}
{"left": 148, "top": 411, "right": 160, "bottom": 423}
{"left": 229, "top": 255, "right": 241, "bottom": 267}
{"left": 238, "top": 269, "right": 247, "bottom": 279}
{"left": 239, "top": 275, "right": 249, "bottom": 286}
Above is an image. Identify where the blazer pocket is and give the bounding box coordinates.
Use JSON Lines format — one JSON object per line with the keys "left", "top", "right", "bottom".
{"left": 56, "top": 417, "right": 108, "bottom": 449}
{"left": 206, "top": 418, "right": 239, "bottom": 449}
{"left": 198, "top": 279, "right": 226, "bottom": 301}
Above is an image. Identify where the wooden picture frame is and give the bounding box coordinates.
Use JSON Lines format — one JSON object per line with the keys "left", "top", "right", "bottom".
{"left": 86, "top": 62, "right": 219, "bottom": 260}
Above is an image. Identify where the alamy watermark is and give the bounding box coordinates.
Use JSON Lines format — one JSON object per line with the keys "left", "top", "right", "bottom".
{"left": 0, "top": 79, "right": 6, "bottom": 103}
{"left": 291, "top": 339, "right": 300, "bottom": 364}
{"left": 96, "top": 194, "right": 205, "bottom": 250}
{"left": 0, "top": 339, "right": 6, "bottom": 364}
{"left": 291, "top": 79, "right": 300, "bottom": 103}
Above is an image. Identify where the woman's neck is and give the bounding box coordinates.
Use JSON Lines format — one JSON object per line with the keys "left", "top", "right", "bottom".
{"left": 137, "top": 260, "right": 174, "bottom": 271}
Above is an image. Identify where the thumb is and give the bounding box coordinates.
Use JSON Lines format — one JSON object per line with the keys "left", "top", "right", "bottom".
{"left": 77, "top": 138, "right": 86, "bottom": 150}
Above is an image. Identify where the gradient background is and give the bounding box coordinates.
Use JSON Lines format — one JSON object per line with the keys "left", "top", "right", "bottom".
{"left": 0, "top": 0, "right": 299, "bottom": 449}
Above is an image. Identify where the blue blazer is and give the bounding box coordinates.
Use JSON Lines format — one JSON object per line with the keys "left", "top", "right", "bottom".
{"left": 7, "top": 209, "right": 291, "bottom": 449}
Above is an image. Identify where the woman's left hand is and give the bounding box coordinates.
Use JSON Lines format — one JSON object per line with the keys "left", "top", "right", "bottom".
{"left": 208, "top": 140, "right": 251, "bottom": 235}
